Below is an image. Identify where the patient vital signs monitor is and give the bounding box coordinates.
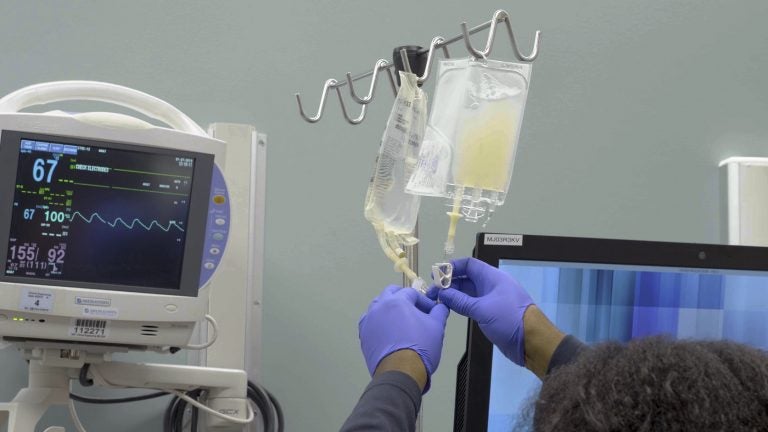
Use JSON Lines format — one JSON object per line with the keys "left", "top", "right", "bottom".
{"left": 2, "top": 134, "right": 211, "bottom": 290}
{"left": 0, "top": 81, "right": 230, "bottom": 349}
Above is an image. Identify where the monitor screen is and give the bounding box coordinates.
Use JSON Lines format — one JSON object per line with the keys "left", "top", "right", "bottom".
{"left": 487, "top": 260, "right": 768, "bottom": 431}
{"left": 456, "top": 234, "right": 768, "bottom": 432}
{"left": 0, "top": 131, "right": 214, "bottom": 294}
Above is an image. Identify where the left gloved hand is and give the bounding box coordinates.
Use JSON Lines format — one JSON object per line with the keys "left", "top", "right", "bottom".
{"left": 359, "top": 285, "right": 450, "bottom": 381}
{"left": 433, "top": 257, "right": 534, "bottom": 366}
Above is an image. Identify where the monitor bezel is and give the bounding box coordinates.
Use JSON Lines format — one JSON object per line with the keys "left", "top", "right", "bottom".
{"left": 455, "top": 232, "right": 768, "bottom": 432}
{"left": 0, "top": 130, "right": 214, "bottom": 297}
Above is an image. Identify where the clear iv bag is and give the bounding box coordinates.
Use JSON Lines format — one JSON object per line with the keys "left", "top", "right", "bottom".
{"left": 364, "top": 71, "right": 427, "bottom": 287}
{"left": 406, "top": 58, "right": 531, "bottom": 224}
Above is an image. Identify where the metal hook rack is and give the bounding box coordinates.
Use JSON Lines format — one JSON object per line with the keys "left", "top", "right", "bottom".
{"left": 295, "top": 9, "right": 542, "bottom": 125}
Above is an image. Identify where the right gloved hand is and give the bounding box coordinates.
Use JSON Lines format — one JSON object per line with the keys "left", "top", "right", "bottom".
{"left": 436, "top": 257, "right": 534, "bottom": 366}
{"left": 358, "top": 285, "right": 449, "bottom": 383}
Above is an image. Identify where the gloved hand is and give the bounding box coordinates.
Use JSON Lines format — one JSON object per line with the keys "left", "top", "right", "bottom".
{"left": 436, "top": 257, "right": 533, "bottom": 366}
{"left": 359, "top": 285, "right": 449, "bottom": 382}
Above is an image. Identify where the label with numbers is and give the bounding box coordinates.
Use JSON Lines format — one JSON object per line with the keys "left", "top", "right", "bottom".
{"left": 20, "top": 289, "right": 54, "bottom": 313}
{"left": 69, "top": 318, "right": 110, "bottom": 339}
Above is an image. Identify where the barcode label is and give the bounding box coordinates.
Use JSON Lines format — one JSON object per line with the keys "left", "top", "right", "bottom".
{"left": 69, "top": 318, "right": 110, "bottom": 339}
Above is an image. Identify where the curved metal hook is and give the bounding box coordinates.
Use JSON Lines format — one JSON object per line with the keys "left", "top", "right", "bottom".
{"left": 441, "top": 44, "right": 451, "bottom": 59}
{"left": 460, "top": 9, "right": 541, "bottom": 62}
{"left": 346, "top": 59, "right": 391, "bottom": 105}
{"left": 504, "top": 19, "right": 541, "bottom": 62}
{"left": 335, "top": 86, "right": 367, "bottom": 125}
{"left": 384, "top": 68, "right": 398, "bottom": 96}
{"left": 399, "top": 48, "right": 412, "bottom": 74}
{"left": 296, "top": 79, "right": 337, "bottom": 123}
{"left": 417, "top": 36, "right": 446, "bottom": 85}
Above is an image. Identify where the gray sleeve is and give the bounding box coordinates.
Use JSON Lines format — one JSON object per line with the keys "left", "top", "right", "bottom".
{"left": 546, "top": 334, "right": 587, "bottom": 375}
{"left": 339, "top": 371, "right": 422, "bottom": 432}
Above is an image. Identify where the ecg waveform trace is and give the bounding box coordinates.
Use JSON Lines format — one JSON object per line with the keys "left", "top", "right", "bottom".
{"left": 68, "top": 211, "right": 185, "bottom": 233}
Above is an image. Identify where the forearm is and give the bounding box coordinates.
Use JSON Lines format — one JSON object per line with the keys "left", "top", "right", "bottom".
{"left": 374, "top": 349, "right": 427, "bottom": 391}
{"left": 340, "top": 351, "right": 426, "bottom": 432}
{"left": 523, "top": 305, "right": 565, "bottom": 379}
{"left": 545, "top": 334, "right": 587, "bottom": 374}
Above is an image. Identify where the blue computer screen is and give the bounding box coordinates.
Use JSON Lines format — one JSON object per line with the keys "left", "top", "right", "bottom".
{"left": 487, "top": 259, "right": 768, "bottom": 431}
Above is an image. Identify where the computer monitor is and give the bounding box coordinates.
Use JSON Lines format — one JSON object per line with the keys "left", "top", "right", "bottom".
{"left": 0, "top": 91, "right": 231, "bottom": 349}
{"left": 454, "top": 233, "right": 768, "bottom": 432}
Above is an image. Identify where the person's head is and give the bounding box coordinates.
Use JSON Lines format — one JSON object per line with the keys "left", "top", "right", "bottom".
{"left": 532, "top": 336, "right": 768, "bottom": 431}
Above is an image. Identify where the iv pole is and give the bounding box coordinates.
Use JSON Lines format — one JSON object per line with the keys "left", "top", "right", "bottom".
{"left": 395, "top": 47, "right": 420, "bottom": 299}
{"left": 294, "top": 9, "right": 542, "bottom": 431}
{"left": 295, "top": 9, "right": 541, "bottom": 125}
{"left": 392, "top": 46, "right": 425, "bottom": 431}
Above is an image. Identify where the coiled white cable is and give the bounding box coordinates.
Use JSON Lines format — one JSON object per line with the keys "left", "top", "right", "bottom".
{"left": 184, "top": 314, "right": 219, "bottom": 350}
{"left": 168, "top": 389, "right": 255, "bottom": 425}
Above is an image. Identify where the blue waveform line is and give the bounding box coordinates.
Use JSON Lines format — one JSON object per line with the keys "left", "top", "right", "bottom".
{"left": 68, "top": 211, "right": 185, "bottom": 233}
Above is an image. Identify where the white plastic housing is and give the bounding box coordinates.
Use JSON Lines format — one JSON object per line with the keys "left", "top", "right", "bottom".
{"left": 720, "top": 157, "right": 768, "bottom": 246}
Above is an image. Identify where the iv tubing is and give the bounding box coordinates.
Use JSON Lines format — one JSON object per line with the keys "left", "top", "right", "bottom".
{"left": 385, "top": 231, "right": 406, "bottom": 258}
{"left": 376, "top": 227, "right": 418, "bottom": 281}
{"left": 444, "top": 186, "right": 464, "bottom": 257}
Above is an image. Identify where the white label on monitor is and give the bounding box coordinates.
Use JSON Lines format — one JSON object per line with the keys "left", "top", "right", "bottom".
{"left": 485, "top": 234, "right": 524, "bottom": 246}
{"left": 20, "top": 289, "right": 54, "bottom": 313}
{"left": 69, "top": 319, "right": 110, "bottom": 339}
{"left": 82, "top": 306, "right": 119, "bottom": 319}
{"left": 75, "top": 296, "right": 111, "bottom": 307}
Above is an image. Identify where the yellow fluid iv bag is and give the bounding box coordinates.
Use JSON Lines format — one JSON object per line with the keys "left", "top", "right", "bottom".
{"left": 406, "top": 58, "right": 532, "bottom": 286}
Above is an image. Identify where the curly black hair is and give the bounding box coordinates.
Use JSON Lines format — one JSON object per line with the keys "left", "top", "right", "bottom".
{"left": 530, "top": 336, "right": 768, "bottom": 431}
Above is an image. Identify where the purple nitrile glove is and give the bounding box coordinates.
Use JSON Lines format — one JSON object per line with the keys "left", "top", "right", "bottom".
{"left": 358, "top": 285, "right": 450, "bottom": 379}
{"left": 436, "top": 257, "right": 534, "bottom": 366}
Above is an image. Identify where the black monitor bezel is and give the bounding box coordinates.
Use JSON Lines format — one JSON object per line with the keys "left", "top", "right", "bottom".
{"left": 0, "top": 130, "right": 214, "bottom": 297}
{"left": 455, "top": 232, "right": 768, "bottom": 432}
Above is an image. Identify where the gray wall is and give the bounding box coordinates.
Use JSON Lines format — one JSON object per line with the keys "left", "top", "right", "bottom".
{"left": 2, "top": 1, "right": 768, "bottom": 431}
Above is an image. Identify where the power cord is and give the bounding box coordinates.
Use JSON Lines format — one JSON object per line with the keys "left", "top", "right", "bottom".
{"left": 70, "top": 391, "right": 169, "bottom": 404}
{"left": 168, "top": 389, "right": 255, "bottom": 424}
{"left": 248, "top": 380, "right": 275, "bottom": 432}
{"left": 70, "top": 364, "right": 172, "bottom": 432}
{"left": 164, "top": 388, "right": 204, "bottom": 432}
{"left": 164, "top": 379, "right": 284, "bottom": 432}
{"left": 78, "top": 363, "right": 94, "bottom": 387}
{"left": 266, "top": 387, "right": 285, "bottom": 432}
{"left": 69, "top": 364, "right": 284, "bottom": 432}
{"left": 72, "top": 363, "right": 170, "bottom": 404}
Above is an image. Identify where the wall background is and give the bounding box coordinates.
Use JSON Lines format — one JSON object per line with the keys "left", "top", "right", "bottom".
{"left": 1, "top": 1, "right": 767, "bottom": 430}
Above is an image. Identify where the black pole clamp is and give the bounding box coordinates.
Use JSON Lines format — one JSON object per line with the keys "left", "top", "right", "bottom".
{"left": 392, "top": 45, "right": 428, "bottom": 86}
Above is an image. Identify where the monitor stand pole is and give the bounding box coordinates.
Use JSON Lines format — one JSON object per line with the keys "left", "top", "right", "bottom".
{"left": 0, "top": 360, "right": 71, "bottom": 432}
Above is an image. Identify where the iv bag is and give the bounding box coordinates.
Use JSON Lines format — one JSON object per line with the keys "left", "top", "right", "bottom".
{"left": 364, "top": 71, "right": 427, "bottom": 244}
{"left": 406, "top": 58, "right": 531, "bottom": 223}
